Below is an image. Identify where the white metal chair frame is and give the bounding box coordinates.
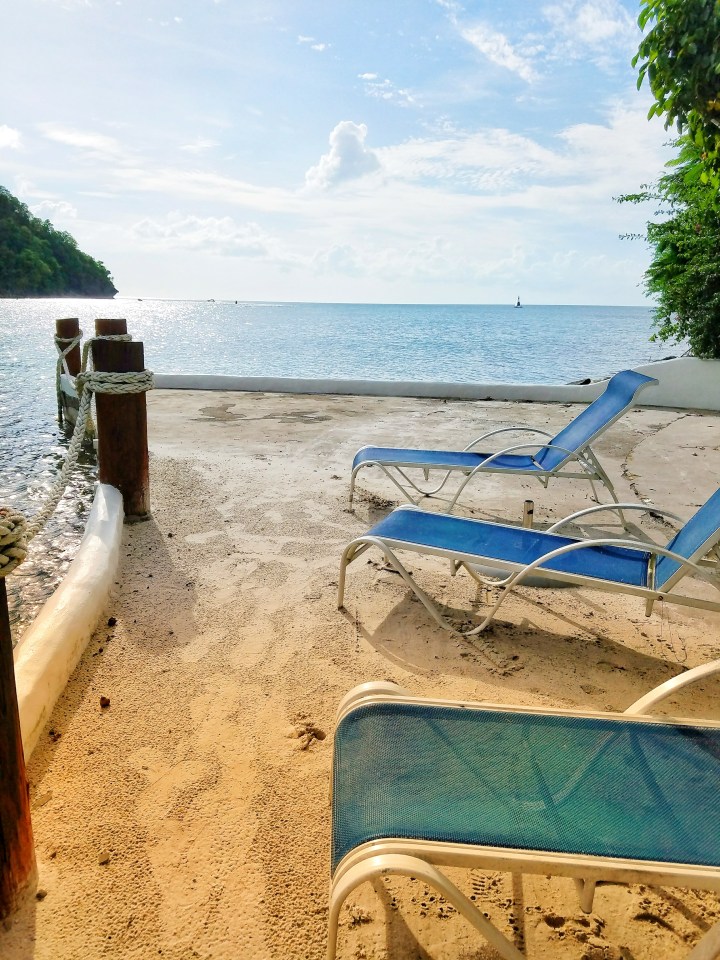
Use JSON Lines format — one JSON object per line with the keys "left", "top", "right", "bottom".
{"left": 338, "top": 503, "right": 720, "bottom": 637}
{"left": 328, "top": 663, "right": 720, "bottom": 960}
{"left": 350, "top": 426, "right": 620, "bottom": 514}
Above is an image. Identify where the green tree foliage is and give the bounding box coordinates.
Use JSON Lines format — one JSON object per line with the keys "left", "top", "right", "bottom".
{"left": 625, "top": 1, "right": 720, "bottom": 358}
{"left": 0, "top": 186, "right": 117, "bottom": 298}
{"left": 621, "top": 140, "right": 720, "bottom": 358}
{"left": 634, "top": 0, "right": 720, "bottom": 186}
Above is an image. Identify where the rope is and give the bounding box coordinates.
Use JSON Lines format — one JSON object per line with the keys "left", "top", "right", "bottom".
{"left": 80, "top": 333, "right": 133, "bottom": 377}
{"left": 54, "top": 331, "right": 83, "bottom": 422}
{"left": 0, "top": 510, "right": 27, "bottom": 578}
{"left": 1, "top": 367, "right": 154, "bottom": 578}
{"left": 79, "top": 335, "right": 134, "bottom": 437}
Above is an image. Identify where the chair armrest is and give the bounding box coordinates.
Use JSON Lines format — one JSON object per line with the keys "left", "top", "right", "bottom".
{"left": 496, "top": 538, "right": 709, "bottom": 592}
{"left": 463, "top": 426, "right": 551, "bottom": 452}
{"left": 465, "top": 441, "right": 588, "bottom": 472}
{"left": 625, "top": 659, "right": 720, "bottom": 715}
{"left": 547, "top": 503, "right": 686, "bottom": 534}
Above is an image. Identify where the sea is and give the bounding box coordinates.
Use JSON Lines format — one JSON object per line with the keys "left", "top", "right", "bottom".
{"left": 1, "top": 297, "right": 680, "bottom": 637}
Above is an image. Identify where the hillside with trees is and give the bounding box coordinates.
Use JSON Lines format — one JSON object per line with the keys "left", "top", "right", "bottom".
{"left": 0, "top": 186, "right": 117, "bottom": 298}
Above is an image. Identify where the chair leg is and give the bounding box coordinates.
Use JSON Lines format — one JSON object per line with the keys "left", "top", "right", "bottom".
{"left": 573, "top": 878, "right": 597, "bottom": 913}
{"left": 328, "top": 853, "right": 526, "bottom": 960}
{"left": 686, "top": 919, "right": 720, "bottom": 960}
{"left": 349, "top": 469, "right": 358, "bottom": 510}
{"left": 338, "top": 541, "right": 371, "bottom": 608}
{"left": 340, "top": 537, "right": 515, "bottom": 637}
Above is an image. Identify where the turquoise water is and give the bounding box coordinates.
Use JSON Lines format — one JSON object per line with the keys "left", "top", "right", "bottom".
{"left": 3, "top": 298, "right": 672, "bottom": 382}
{"left": 1, "top": 297, "right": 679, "bottom": 633}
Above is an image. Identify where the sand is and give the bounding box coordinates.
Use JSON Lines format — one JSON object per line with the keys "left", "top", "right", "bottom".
{"left": 3, "top": 390, "right": 720, "bottom": 960}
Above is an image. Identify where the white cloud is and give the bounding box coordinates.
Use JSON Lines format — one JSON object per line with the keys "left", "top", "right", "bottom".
{"left": 378, "top": 128, "right": 556, "bottom": 189}
{"left": 374, "top": 101, "right": 667, "bottom": 203}
{"left": 30, "top": 199, "right": 78, "bottom": 220}
{"left": 111, "top": 166, "right": 301, "bottom": 213}
{"left": 459, "top": 22, "right": 538, "bottom": 83}
{"left": 38, "top": 123, "right": 123, "bottom": 156}
{"left": 543, "top": 0, "right": 638, "bottom": 65}
{"left": 359, "top": 74, "right": 416, "bottom": 107}
{"left": 0, "top": 125, "right": 21, "bottom": 149}
{"left": 298, "top": 35, "right": 328, "bottom": 50}
{"left": 180, "top": 138, "right": 220, "bottom": 154}
{"left": 130, "top": 213, "right": 276, "bottom": 258}
{"left": 305, "top": 121, "right": 381, "bottom": 190}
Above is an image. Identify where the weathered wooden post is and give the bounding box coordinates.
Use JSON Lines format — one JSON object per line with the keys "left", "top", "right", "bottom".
{"left": 91, "top": 329, "right": 150, "bottom": 518}
{"left": 95, "top": 318, "right": 128, "bottom": 339}
{"left": 55, "top": 318, "right": 82, "bottom": 424}
{"left": 0, "top": 578, "right": 36, "bottom": 918}
{"left": 55, "top": 318, "right": 81, "bottom": 376}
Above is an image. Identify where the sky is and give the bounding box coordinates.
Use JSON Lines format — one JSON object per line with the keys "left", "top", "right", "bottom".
{"left": 0, "top": 0, "right": 675, "bottom": 304}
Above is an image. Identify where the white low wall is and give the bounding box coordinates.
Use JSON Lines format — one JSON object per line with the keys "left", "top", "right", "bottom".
{"left": 14, "top": 484, "right": 124, "bottom": 757}
{"left": 152, "top": 357, "right": 720, "bottom": 411}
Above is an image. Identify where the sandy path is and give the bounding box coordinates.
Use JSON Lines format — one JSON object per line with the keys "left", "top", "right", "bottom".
{"left": 3, "top": 391, "right": 720, "bottom": 960}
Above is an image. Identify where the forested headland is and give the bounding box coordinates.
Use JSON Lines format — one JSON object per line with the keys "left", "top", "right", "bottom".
{"left": 0, "top": 186, "right": 117, "bottom": 298}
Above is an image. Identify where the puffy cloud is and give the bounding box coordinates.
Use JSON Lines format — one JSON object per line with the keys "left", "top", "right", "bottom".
{"left": 30, "top": 199, "right": 78, "bottom": 220}
{"left": 0, "top": 125, "right": 21, "bottom": 149}
{"left": 305, "top": 121, "right": 381, "bottom": 190}
{"left": 459, "top": 22, "right": 538, "bottom": 82}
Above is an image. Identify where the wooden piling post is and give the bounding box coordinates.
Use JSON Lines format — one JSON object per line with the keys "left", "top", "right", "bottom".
{"left": 91, "top": 337, "right": 150, "bottom": 518}
{"left": 55, "top": 318, "right": 81, "bottom": 376}
{"left": 0, "top": 579, "right": 36, "bottom": 919}
{"left": 55, "top": 318, "right": 82, "bottom": 424}
{"left": 95, "top": 318, "right": 128, "bottom": 338}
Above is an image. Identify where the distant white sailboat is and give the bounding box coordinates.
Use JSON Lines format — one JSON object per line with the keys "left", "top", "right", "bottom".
{"left": 515, "top": 296, "right": 522, "bottom": 308}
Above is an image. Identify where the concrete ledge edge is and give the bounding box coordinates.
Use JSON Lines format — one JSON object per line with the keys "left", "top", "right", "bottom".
{"left": 14, "top": 484, "right": 125, "bottom": 758}
{"left": 152, "top": 358, "right": 720, "bottom": 411}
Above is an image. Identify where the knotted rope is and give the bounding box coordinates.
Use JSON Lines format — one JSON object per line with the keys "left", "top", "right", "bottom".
{"left": 54, "top": 330, "right": 133, "bottom": 426}
{"left": 1, "top": 367, "right": 154, "bottom": 578}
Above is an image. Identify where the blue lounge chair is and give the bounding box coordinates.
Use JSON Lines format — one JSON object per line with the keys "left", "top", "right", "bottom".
{"left": 329, "top": 663, "right": 720, "bottom": 960}
{"left": 349, "top": 369, "right": 657, "bottom": 512}
{"left": 338, "top": 492, "right": 720, "bottom": 636}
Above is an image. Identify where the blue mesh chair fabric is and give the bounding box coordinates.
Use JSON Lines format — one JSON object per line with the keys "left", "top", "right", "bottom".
{"left": 351, "top": 369, "right": 657, "bottom": 484}
{"left": 369, "top": 508, "right": 650, "bottom": 586}
{"left": 655, "top": 488, "right": 720, "bottom": 589}
{"left": 352, "top": 447, "right": 539, "bottom": 473}
{"left": 332, "top": 701, "right": 720, "bottom": 875}
{"left": 535, "top": 370, "right": 655, "bottom": 471}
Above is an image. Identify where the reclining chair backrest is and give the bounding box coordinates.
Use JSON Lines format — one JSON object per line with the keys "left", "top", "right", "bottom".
{"left": 655, "top": 488, "right": 720, "bottom": 591}
{"left": 535, "top": 370, "right": 657, "bottom": 471}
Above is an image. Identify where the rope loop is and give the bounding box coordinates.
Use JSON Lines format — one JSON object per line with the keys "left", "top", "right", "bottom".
{"left": 0, "top": 509, "right": 28, "bottom": 578}
{"left": 76, "top": 369, "right": 155, "bottom": 395}
{"left": 80, "top": 333, "right": 133, "bottom": 375}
